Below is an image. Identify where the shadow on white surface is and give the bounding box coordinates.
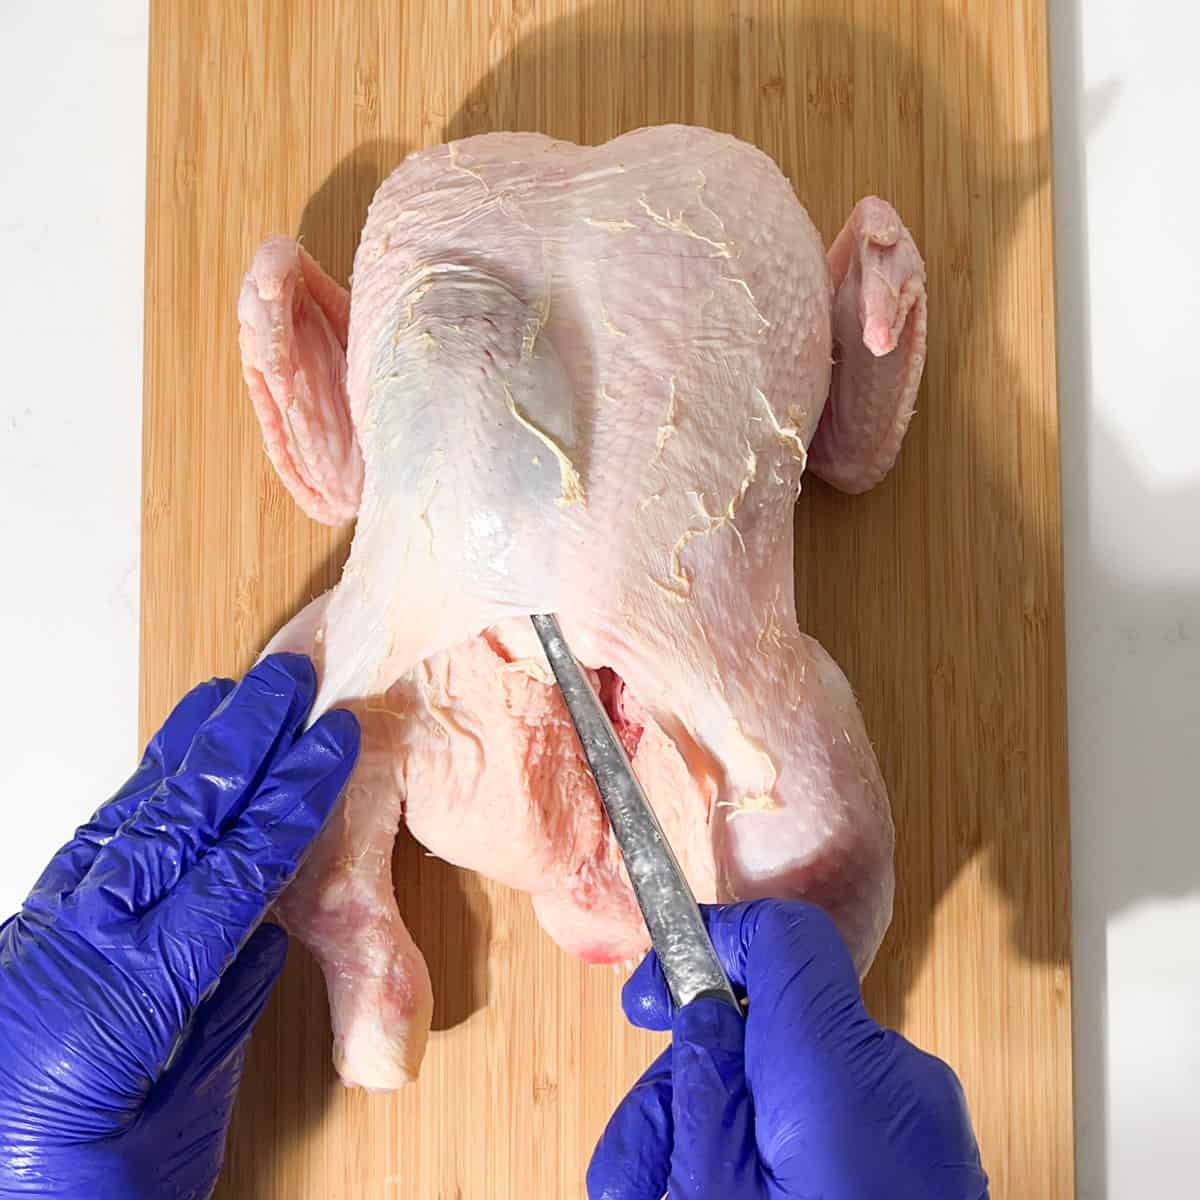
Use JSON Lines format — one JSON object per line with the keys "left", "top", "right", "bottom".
{"left": 1052, "top": 1, "right": 1200, "bottom": 1196}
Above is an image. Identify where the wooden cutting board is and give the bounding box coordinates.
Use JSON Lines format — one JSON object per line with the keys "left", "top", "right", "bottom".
{"left": 141, "top": 1, "right": 1073, "bottom": 1196}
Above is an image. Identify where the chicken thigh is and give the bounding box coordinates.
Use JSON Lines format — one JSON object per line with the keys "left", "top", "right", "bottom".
{"left": 238, "top": 125, "right": 927, "bottom": 1091}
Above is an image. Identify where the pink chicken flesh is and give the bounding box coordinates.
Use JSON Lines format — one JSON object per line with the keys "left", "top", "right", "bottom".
{"left": 237, "top": 125, "right": 927, "bottom": 1091}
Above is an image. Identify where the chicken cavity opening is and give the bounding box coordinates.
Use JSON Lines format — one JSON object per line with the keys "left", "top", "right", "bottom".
{"left": 477, "top": 622, "right": 645, "bottom": 760}
{"left": 593, "top": 667, "right": 645, "bottom": 760}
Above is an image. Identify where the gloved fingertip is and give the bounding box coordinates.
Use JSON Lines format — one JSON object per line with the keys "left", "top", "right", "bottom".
{"left": 179, "top": 674, "right": 237, "bottom": 709}
{"left": 620, "top": 951, "right": 673, "bottom": 1031}
{"left": 251, "top": 651, "right": 318, "bottom": 703}
{"left": 294, "top": 712, "right": 361, "bottom": 808}
{"left": 195, "top": 676, "right": 238, "bottom": 706}
{"left": 311, "top": 707, "right": 362, "bottom": 760}
{"left": 696, "top": 899, "right": 765, "bottom": 990}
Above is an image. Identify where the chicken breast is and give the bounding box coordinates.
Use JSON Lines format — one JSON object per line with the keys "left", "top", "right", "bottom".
{"left": 237, "top": 124, "right": 927, "bottom": 1091}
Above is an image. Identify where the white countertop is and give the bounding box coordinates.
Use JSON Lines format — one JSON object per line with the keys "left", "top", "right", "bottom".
{"left": 1, "top": 3, "right": 1195, "bottom": 1195}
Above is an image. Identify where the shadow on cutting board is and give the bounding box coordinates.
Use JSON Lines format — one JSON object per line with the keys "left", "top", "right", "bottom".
{"left": 297, "top": 138, "right": 408, "bottom": 287}
{"left": 393, "top": 824, "right": 494, "bottom": 1034}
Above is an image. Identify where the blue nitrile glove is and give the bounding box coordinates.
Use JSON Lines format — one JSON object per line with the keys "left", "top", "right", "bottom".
{"left": 0, "top": 653, "right": 359, "bottom": 1200}
{"left": 589, "top": 900, "right": 989, "bottom": 1200}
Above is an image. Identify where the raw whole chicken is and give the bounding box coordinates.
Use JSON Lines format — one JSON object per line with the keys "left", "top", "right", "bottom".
{"left": 237, "top": 125, "right": 927, "bottom": 1091}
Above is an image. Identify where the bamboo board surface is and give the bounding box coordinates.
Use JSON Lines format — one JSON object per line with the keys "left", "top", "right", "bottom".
{"left": 141, "top": 1, "right": 1073, "bottom": 1196}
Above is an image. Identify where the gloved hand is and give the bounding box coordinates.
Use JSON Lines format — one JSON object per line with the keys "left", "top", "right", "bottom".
{"left": 588, "top": 900, "right": 989, "bottom": 1200}
{"left": 0, "top": 653, "right": 359, "bottom": 1200}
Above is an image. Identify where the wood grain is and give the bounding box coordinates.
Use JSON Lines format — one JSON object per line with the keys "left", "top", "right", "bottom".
{"left": 141, "top": 1, "right": 1073, "bottom": 1196}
